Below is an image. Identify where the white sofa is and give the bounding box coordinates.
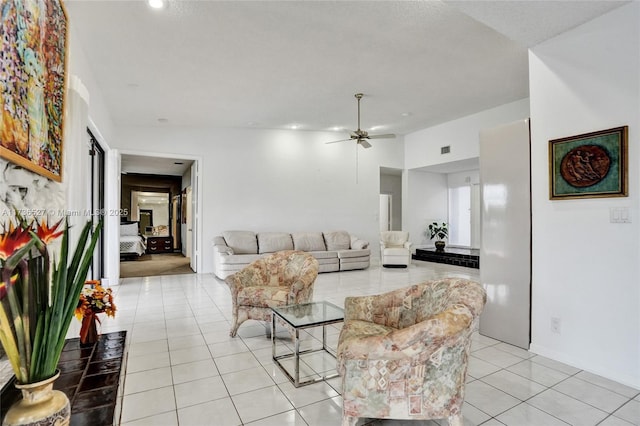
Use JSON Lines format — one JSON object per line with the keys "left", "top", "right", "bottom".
{"left": 213, "top": 230, "right": 370, "bottom": 279}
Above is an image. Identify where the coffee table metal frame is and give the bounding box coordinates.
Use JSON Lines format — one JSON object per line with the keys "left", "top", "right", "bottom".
{"left": 271, "top": 301, "right": 344, "bottom": 387}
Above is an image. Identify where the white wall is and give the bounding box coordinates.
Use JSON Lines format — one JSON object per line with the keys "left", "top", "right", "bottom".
{"left": 112, "top": 127, "right": 405, "bottom": 272}
{"left": 67, "top": 23, "right": 119, "bottom": 286}
{"left": 404, "top": 99, "right": 530, "bottom": 170}
{"left": 529, "top": 2, "right": 639, "bottom": 388}
{"left": 67, "top": 26, "right": 115, "bottom": 147}
{"left": 406, "top": 170, "right": 448, "bottom": 248}
{"left": 448, "top": 170, "right": 479, "bottom": 187}
{"left": 403, "top": 100, "right": 529, "bottom": 250}
{"left": 0, "top": 21, "right": 118, "bottom": 284}
{"left": 448, "top": 171, "right": 480, "bottom": 247}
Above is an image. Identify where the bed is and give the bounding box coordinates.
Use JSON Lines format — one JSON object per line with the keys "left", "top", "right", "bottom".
{"left": 120, "top": 222, "right": 147, "bottom": 257}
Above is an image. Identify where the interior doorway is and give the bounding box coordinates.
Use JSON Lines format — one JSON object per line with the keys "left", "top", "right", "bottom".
{"left": 379, "top": 194, "right": 392, "bottom": 232}
{"left": 380, "top": 167, "right": 403, "bottom": 231}
{"left": 88, "top": 129, "right": 105, "bottom": 280}
{"left": 119, "top": 153, "right": 199, "bottom": 277}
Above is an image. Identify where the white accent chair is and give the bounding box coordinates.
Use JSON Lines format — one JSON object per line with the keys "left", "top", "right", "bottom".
{"left": 380, "top": 231, "right": 412, "bottom": 267}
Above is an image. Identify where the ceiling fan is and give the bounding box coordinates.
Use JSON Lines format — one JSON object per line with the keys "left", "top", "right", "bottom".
{"left": 326, "top": 93, "right": 396, "bottom": 148}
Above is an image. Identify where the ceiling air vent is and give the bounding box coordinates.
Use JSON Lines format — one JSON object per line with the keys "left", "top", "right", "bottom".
{"left": 441, "top": 145, "right": 451, "bottom": 154}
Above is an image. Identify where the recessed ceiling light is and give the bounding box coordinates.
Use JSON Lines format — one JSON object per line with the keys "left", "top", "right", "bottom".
{"left": 290, "top": 124, "right": 299, "bottom": 130}
{"left": 157, "top": 118, "right": 168, "bottom": 123}
{"left": 401, "top": 112, "right": 412, "bottom": 117}
{"left": 148, "top": 0, "right": 165, "bottom": 10}
{"left": 331, "top": 126, "right": 343, "bottom": 131}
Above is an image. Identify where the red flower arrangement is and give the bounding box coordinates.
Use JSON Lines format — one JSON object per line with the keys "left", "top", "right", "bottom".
{"left": 75, "top": 280, "right": 116, "bottom": 344}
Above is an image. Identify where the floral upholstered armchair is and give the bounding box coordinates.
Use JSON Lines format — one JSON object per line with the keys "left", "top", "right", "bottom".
{"left": 225, "top": 250, "right": 319, "bottom": 337}
{"left": 337, "top": 278, "right": 486, "bottom": 426}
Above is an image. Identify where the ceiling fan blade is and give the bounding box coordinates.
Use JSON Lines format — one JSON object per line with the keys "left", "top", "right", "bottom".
{"left": 367, "top": 133, "right": 396, "bottom": 140}
{"left": 358, "top": 139, "right": 372, "bottom": 149}
{"left": 325, "top": 138, "right": 352, "bottom": 144}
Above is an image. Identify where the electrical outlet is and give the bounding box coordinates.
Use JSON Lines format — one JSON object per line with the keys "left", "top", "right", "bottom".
{"left": 550, "top": 317, "right": 561, "bottom": 334}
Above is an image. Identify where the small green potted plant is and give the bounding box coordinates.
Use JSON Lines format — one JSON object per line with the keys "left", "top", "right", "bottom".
{"left": 427, "top": 221, "right": 448, "bottom": 251}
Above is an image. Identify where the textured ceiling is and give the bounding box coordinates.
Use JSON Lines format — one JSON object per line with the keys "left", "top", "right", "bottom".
{"left": 65, "top": 0, "right": 625, "bottom": 138}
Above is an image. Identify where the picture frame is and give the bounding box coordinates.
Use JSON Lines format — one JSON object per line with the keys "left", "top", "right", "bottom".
{"left": 549, "top": 126, "right": 628, "bottom": 200}
{"left": 0, "top": 0, "right": 69, "bottom": 182}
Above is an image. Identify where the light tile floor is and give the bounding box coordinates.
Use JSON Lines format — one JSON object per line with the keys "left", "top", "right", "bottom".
{"left": 88, "top": 261, "right": 638, "bottom": 426}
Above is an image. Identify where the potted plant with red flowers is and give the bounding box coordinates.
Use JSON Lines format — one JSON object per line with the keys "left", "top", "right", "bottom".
{"left": 0, "top": 213, "right": 101, "bottom": 425}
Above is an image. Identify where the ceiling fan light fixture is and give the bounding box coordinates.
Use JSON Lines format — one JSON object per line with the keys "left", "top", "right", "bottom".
{"left": 324, "top": 93, "right": 396, "bottom": 147}
{"left": 148, "top": 0, "right": 165, "bottom": 10}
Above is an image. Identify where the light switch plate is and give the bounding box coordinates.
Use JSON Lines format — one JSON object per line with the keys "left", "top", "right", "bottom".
{"left": 610, "top": 207, "right": 631, "bottom": 223}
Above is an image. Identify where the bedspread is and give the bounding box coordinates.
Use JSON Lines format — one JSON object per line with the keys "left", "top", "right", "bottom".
{"left": 120, "top": 235, "right": 146, "bottom": 256}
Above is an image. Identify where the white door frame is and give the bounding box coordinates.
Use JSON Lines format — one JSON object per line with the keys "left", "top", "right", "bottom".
{"left": 116, "top": 149, "right": 203, "bottom": 275}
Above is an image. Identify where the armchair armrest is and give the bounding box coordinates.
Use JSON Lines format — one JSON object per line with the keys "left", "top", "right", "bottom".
{"left": 213, "top": 236, "right": 234, "bottom": 255}
{"left": 340, "top": 305, "right": 473, "bottom": 362}
{"left": 344, "top": 284, "right": 421, "bottom": 326}
{"left": 225, "top": 266, "right": 264, "bottom": 298}
{"left": 403, "top": 241, "right": 412, "bottom": 250}
{"left": 351, "top": 235, "right": 369, "bottom": 250}
{"left": 289, "top": 274, "right": 313, "bottom": 294}
{"left": 213, "top": 244, "right": 234, "bottom": 255}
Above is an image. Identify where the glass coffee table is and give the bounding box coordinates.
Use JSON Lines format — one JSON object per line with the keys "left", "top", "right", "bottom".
{"left": 271, "top": 301, "right": 344, "bottom": 387}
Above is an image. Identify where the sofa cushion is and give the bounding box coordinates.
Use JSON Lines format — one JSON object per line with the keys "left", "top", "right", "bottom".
{"left": 307, "top": 250, "right": 338, "bottom": 259}
{"left": 324, "top": 231, "right": 351, "bottom": 250}
{"left": 213, "top": 236, "right": 227, "bottom": 246}
{"left": 257, "top": 232, "right": 293, "bottom": 254}
{"left": 337, "top": 249, "right": 371, "bottom": 259}
{"left": 223, "top": 231, "right": 258, "bottom": 254}
{"left": 291, "top": 232, "right": 326, "bottom": 252}
{"left": 220, "top": 253, "right": 264, "bottom": 265}
{"left": 383, "top": 247, "right": 410, "bottom": 256}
